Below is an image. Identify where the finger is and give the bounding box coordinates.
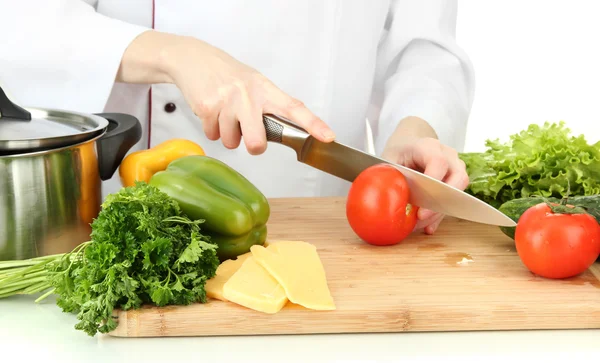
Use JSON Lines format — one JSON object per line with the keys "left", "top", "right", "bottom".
{"left": 218, "top": 104, "right": 241, "bottom": 149}
{"left": 202, "top": 110, "right": 220, "bottom": 141}
{"left": 422, "top": 153, "right": 449, "bottom": 181}
{"left": 443, "top": 156, "right": 470, "bottom": 191}
{"left": 194, "top": 96, "right": 221, "bottom": 141}
{"left": 424, "top": 214, "right": 445, "bottom": 235}
{"left": 417, "top": 208, "right": 437, "bottom": 222}
{"left": 413, "top": 152, "right": 450, "bottom": 220}
{"left": 263, "top": 83, "right": 335, "bottom": 142}
{"left": 415, "top": 211, "right": 442, "bottom": 230}
{"left": 238, "top": 92, "right": 267, "bottom": 155}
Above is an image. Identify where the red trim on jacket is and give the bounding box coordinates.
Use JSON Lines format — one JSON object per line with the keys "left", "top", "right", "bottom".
{"left": 148, "top": 0, "right": 156, "bottom": 148}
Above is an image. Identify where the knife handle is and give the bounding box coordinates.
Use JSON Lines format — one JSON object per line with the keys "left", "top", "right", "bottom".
{"left": 262, "top": 115, "right": 284, "bottom": 143}
{"left": 262, "top": 114, "right": 310, "bottom": 157}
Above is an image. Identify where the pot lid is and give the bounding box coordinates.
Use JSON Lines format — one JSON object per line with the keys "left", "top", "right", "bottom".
{"left": 0, "top": 87, "right": 108, "bottom": 154}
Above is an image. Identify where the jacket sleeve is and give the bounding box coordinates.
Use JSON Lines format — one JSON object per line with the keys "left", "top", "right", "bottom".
{"left": 0, "top": 0, "right": 149, "bottom": 113}
{"left": 370, "top": 0, "right": 475, "bottom": 155}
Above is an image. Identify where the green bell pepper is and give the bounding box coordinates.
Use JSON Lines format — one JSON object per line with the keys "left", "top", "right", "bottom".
{"left": 148, "top": 155, "right": 270, "bottom": 261}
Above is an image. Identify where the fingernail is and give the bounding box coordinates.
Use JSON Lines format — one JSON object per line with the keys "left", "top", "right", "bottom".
{"left": 321, "top": 129, "right": 335, "bottom": 140}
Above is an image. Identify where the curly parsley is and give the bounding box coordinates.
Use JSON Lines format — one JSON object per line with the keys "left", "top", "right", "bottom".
{"left": 0, "top": 182, "right": 219, "bottom": 337}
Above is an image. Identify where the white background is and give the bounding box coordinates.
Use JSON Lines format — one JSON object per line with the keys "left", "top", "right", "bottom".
{"left": 367, "top": 1, "right": 600, "bottom": 154}
{"left": 457, "top": 0, "right": 600, "bottom": 152}
{"left": 4, "top": 1, "right": 597, "bottom": 156}
{"left": 3, "top": 2, "right": 600, "bottom": 361}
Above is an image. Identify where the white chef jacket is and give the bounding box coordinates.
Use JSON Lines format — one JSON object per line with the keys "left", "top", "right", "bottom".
{"left": 0, "top": 0, "right": 474, "bottom": 199}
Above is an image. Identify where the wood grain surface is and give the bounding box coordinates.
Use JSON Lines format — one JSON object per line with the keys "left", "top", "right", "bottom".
{"left": 108, "top": 197, "right": 600, "bottom": 337}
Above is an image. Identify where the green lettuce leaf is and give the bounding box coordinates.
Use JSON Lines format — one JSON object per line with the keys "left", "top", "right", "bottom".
{"left": 459, "top": 121, "right": 600, "bottom": 208}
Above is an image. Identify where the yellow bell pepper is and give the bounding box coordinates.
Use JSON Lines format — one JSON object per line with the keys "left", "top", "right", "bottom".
{"left": 77, "top": 141, "right": 101, "bottom": 225}
{"left": 119, "top": 139, "right": 205, "bottom": 187}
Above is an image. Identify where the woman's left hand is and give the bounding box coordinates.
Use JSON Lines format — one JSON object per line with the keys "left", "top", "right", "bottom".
{"left": 381, "top": 119, "right": 470, "bottom": 235}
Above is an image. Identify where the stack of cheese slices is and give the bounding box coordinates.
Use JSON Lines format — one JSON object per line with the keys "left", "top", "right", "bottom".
{"left": 205, "top": 240, "right": 336, "bottom": 313}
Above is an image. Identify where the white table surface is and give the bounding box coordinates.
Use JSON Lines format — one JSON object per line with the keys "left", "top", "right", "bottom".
{"left": 2, "top": 294, "right": 600, "bottom": 363}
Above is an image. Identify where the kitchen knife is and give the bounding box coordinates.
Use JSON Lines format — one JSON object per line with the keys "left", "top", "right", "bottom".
{"left": 261, "top": 114, "right": 516, "bottom": 227}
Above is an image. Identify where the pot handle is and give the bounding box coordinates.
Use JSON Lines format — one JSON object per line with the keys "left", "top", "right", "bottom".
{"left": 0, "top": 86, "right": 31, "bottom": 121}
{"left": 94, "top": 113, "right": 142, "bottom": 181}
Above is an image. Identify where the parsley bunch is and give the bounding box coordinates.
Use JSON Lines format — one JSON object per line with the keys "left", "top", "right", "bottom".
{"left": 0, "top": 182, "right": 220, "bottom": 337}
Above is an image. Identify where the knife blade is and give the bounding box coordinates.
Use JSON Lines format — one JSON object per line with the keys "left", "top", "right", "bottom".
{"left": 262, "top": 114, "right": 516, "bottom": 227}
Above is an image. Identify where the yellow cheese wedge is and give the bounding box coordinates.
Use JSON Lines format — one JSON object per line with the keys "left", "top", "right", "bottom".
{"left": 205, "top": 252, "right": 252, "bottom": 301}
{"left": 250, "top": 241, "right": 335, "bottom": 310}
{"left": 222, "top": 256, "right": 288, "bottom": 314}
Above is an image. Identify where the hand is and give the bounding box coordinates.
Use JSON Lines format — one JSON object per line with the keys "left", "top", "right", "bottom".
{"left": 381, "top": 118, "right": 470, "bottom": 235}
{"left": 117, "top": 31, "right": 336, "bottom": 155}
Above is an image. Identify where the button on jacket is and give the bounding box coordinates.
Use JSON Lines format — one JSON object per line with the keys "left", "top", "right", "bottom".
{"left": 0, "top": 0, "right": 475, "bottom": 199}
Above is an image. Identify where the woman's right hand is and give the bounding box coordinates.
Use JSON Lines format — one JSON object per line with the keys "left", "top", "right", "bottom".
{"left": 117, "top": 30, "right": 336, "bottom": 155}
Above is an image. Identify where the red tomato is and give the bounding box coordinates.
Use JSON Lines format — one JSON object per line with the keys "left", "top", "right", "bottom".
{"left": 515, "top": 202, "right": 600, "bottom": 279}
{"left": 346, "top": 164, "right": 419, "bottom": 246}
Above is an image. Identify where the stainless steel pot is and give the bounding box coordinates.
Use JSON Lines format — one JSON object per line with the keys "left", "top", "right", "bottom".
{"left": 0, "top": 86, "right": 141, "bottom": 260}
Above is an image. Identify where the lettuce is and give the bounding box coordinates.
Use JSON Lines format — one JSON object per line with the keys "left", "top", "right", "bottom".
{"left": 459, "top": 121, "right": 600, "bottom": 208}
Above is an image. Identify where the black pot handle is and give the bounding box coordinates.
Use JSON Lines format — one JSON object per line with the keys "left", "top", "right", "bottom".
{"left": 0, "top": 86, "right": 31, "bottom": 121}
{"left": 94, "top": 113, "right": 142, "bottom": 181}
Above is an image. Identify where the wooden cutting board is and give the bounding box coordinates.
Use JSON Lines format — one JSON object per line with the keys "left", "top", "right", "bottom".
{"left": 108, "top": 197, "right": 600, "bottom": 337}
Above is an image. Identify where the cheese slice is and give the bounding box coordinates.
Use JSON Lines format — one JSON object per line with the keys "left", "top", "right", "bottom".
{"left": 250, "top": 241, "right": 335, "bottom": 310}
{"left": 205, "top": 252, "right": 252, "bottom": 301}
{"left": 263, "top": 240, "right": 304, "bottom": 247}
{"left": 222, "top": 256, "right": 288, "bottom": 314}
